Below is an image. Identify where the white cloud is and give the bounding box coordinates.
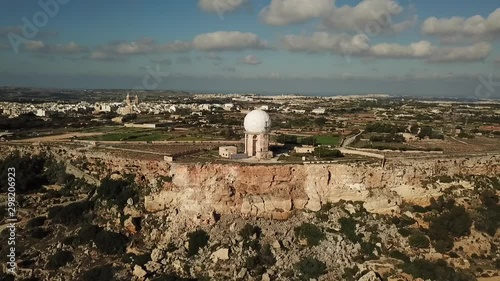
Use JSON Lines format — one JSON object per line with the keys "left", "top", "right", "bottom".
{"left": 89, "top": 38, "right": 191, "bottom": 60}
{"left": 240, "top": 55, "right": 262, "bottom": 65}
{"left": 24, "top": 40, "right": 45, "bottom": 51}
{"left": 260, "top": 0, "right": 333, "bottom": 26}
{"left": 161, "top": 41, "right": 193, "bottom": 52}
{"left": 421, "top": 8, "right": 500, "bottom": 42}
{"left": 86, "top": 32, "right": 265, "bottom": 60}
{"left": 0, "top": 25, "right": 58, "bottom": 38}
{"left": 427, "top": 42, "right": 492, "bottom": 63}
{"left": 281, "top": 32, "right": 370, "bottom": 54}
{"left": 199, "top": 0, "right": 247, "bottom": 13}
{"left": 88, "top": 51, "right": 123, "bottom": 61}
{"left": 322, "top": 0, "right": 416, "bottom": 33}
{"left": 282, "top": 32, "right": 491, "bottom": 63}
{"left": 192, "top": 31, "right": 267, "bottom": 51}
{"left": 369, "top": 41, "right": 434, "bottom": 58}
{"left": 51, "top": 42, "right": 88, "bottom": 54}
{"left": 22, "top": 40, "right": 87, "bottom": 54}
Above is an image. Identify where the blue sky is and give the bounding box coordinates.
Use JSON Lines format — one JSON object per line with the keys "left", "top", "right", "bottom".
{"left": 0, "top": 0, "right": 499, "bottom": 97}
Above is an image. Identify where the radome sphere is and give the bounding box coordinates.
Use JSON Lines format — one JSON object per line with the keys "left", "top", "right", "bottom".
{"left": 244, "top": 109, "right": 271, "bottom": 134}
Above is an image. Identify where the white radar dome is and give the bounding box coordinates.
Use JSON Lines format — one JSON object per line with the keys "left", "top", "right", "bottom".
{"left": 244, "top": 109, "right": 271, "bottom": 134}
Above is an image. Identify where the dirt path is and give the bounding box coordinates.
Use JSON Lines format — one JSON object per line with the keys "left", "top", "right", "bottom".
{"left": 14, "top": 132, "right": 104, "bottom": 143}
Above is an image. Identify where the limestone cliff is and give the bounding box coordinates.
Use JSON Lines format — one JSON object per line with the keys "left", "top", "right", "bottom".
{"left": 99, "top": 153, "right": 500, "bottom": 218}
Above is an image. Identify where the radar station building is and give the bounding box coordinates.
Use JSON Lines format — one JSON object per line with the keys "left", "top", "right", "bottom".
{"left": 244, "top": 109, "right": 273, "bottom": 159}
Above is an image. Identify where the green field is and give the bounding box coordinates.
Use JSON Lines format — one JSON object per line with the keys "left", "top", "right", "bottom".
{"left": 314, "top": 135, "right": 340, "bottom": 146}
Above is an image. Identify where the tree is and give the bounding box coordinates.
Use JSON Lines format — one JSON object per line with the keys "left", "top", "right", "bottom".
{"left": 314, "top": 147, "right": 343, "bottom": 159}
{"left": 276, "top": 134, "right": 298, "bottom": 144}
{"left": 223, "top": 128, "right": 237, "bottom": 140}
{"left": 314, "top": 117, "right": 327, "bottom": 126}
{"left": 300, "top": 137, "right": 315, "bottom": 146}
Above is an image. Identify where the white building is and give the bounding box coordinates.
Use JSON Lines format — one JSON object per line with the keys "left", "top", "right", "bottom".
{"left": 224, "top": 103, "right": 234, "bottom": 111}
{"left": 244, "top": 109, "right": 273, "bottom": 159}
{"left": 312, "top": 108, "right": 326, "bottom": 114}
{"left": 219, "top": 146, "right": 238, "bottom": 158}
{"left": 36, "top": 109, "right": 46, "bottom": 117}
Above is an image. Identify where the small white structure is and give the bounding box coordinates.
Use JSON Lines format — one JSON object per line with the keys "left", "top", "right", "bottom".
{"left": 244, "top": 109, "right": 273, "bottom": 159}
{"left": 36, "top": 109, "right": 46, "bottom": 117}
{"left": 224, "top": 103, "right": 234, "bottom": 111}
{"left": 219, "top": 146, "right": 238, "bottom": 159}
{"left": 295, "top": 146, "right": 315, "bottom": 154}
{"left": 312, "top": 108, "right": 326, "bottom": 114}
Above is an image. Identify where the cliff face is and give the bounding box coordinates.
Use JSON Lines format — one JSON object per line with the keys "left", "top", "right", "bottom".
{"left": 140, "top": 155, "right": 500, "bottom": 218}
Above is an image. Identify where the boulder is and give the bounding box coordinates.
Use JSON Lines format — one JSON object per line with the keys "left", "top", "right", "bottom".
{"left": 358, "top": 271, "right": 382, "bottom": 281}
{"left": 211, "top": 248, "right": 229, "bottom": 262}
{"left": 237, "top": 268, "right": 247, "bottom": 279}
{"left": 151, "top": 248, "right": 163, "bottom": 262}
{"left": 133, "top": 265, "right": 147, "bottom": 278}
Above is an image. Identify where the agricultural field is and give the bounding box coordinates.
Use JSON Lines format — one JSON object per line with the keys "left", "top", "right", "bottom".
{"left": 313, "top": 135, "right": 341, "bottom": 146}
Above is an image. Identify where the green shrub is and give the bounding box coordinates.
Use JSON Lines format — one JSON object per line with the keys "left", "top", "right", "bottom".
{"left": 0, "top": 152, "right": 48, "bottom": 194}
{"left": 187, "top": 230, "right": 209, "bottom": 257}
{"left": 339, "top": 217, "right": 360, "bottom": 243}
{"left": 48, "top": 201, "right": 94, "bottom": 225}
{"left": 62, "top": 236, "right": 77, "bottom": 246}
{"left": 360, "top": 242, "right": 378, "bottom": 258}
{"left": 294, "top": 223, "right": 325, "bottom": 246}
{"left": 341, "top": 265, "right": 360, "bottom": 281}
{"left": 389, "top": 250, "right": 410, "bottom": 263}
{"left": 96, "top": 177, "right": 138, "bottom": 208}
{"left": 474, "top": 189, "right": 500, "bottom": 236}
{"left": 245, "top": 243, "right": 276, "bottom": 275}
{"left": 94, "top": 230, "right": 129, "bottom": 255}
{"left": 239, "top": 224, "right": 261, "bottom": 241}
{"left": 295, "top": 257, "right": 327, "bottom": 280}
{"left": 402, "top": 259, "right": 475, "bottom": 281}
{"left": 432, "top": 236, "right": 455, "bottom": 253}
{"left": 427, "top": 206, "right": 471, "bottom": 253}
{"left": 408, "top": 231, "right": 430, "bottom": 248}
{"left": 81, "top": 264, "right": 115, "bottom": 281}
{"left": 26, "top": 216, "right": 47, "bottom": 228}
{"left": 46, "top": 251, "right": 74, "bottom": 269}
{"left": 29, "top": 227, "right": 51, "bottom": 239}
